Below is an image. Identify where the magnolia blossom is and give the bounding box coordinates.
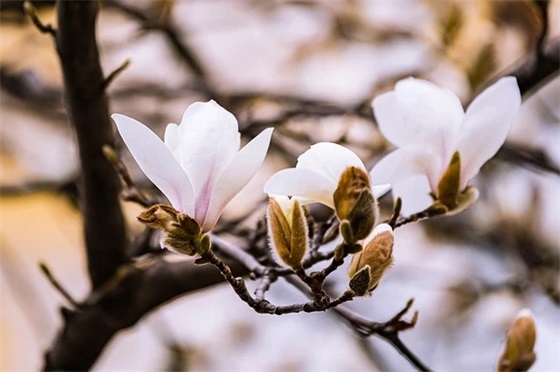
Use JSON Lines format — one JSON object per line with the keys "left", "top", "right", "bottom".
{"left": 264, "top": 142, "right": 390, "bottom": 208}
{"left": 371, "top": 77, "right": 521, "bottom": 215}
{"left": 113, "top": 100, "right": 273, "bottom": 232}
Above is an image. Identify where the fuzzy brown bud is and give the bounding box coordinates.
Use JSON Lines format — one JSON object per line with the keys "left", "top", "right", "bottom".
{"left": 347, "top": 223, "right": 394, "bottom": 294}
{"left": 497, "top": 309, "right": 537, "bottom": 372}
{"left": 137, "top": 204, "right": 204, "bottom": 255}
{"left": 267, "top": 196, "right": 309, "bottom": 270}
{"left": 334, "top": 166, "right": 377, "bottom": 242}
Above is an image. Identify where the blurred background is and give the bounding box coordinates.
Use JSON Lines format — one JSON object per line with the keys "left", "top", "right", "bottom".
{"left": 1, "top": 0, "right": 559, "bottom": 370}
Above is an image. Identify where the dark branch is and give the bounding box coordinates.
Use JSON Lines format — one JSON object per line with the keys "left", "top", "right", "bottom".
{"left": 43, "top": 254, "right": 248, "bottom": 371}
{"left": 55, "top": 0, "right": 128, "bottom": 288}
{"left": 39, "top": 262, "right": 79, "bottom": 308}
{"left": 23, "top": 1, "right": 56, "bottom": 36}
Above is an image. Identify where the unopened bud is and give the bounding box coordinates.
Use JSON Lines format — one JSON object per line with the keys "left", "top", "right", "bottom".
{"left": 497, "top": 308, "right": 537, "bottom": 372}
{"left": 349, "top": 266, "right": 371, "bottom": 296}
{"left": 137, "top": 204, "right": 203, "bottom": 255}
{"left": 437, "top": 151, "right": 461, "bottom": 210}
{"left": 334, "top": 166, "right": 377, "bottom": 242}
{"left": 267, "top": 195, "right": 309, "bottom": 270}
{"left": 347, "top": 223, "right": 394, "bottom": 294}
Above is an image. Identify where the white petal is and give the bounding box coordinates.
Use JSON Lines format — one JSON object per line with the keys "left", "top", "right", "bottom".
{"left": 370, "top": 147, "right": 439, "bottom": 192}
{"left": 164, "top": 123, "right": 181, "bottom": 164}
{"left": 372, "top": 92, "right": 416, "bottom": 148}
{"left": 112, "top": 114, "right": 195, "bottom": 215}
{"left": 264, "top": 168, "right": 335, "bottom": 209}
{"left": 269, "top": 194, "right": 292, "bottom": 217}
{"left": 372, "top": 184, "right": 391, "bottom": 199}
{"left": 392, "top": 176, "right": 434, "bottom": 216}
{"left": 362, "top": 223, "right": 393, "bottom": 245}
{"left": 296, "top": 142, "right": 365, "bottom": 185}
{"left": 377, "top": 78, "right": 465, "bottom": 164}
{"left": 178, "top": 100, "right": 241, "bottom": 204}
{"left": 201, "top": 128, "right": 273, "bottom": 232}
{"left": 457, "top": 77, "right": 521, "bottom": 189}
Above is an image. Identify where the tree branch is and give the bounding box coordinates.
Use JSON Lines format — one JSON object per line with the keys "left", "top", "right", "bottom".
{"left": 43, "top": 255, "right": 248, "bottom": 371}
{"left": 55, "top": 0, "right": 128, "bottom": 288}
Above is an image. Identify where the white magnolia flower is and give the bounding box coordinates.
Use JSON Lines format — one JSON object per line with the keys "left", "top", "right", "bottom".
{"left": 264, "top": 142, "right": 390, "bottom": 208}
{"left": 371, "top": 77, "right": 521, "bottom": 215}
{"left": 113, "top": 100, "right": 273, "bottom": 232}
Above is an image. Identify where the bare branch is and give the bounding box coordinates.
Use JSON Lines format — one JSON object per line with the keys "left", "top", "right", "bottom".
{"left": 39, "top": 262, "right": 79, "bottom": 308}
{"left": 23, "top": 1, "right": 56, "bottom": 37}
{"left": 101, "top": 59, "right": 131, "bottom": 92}
{"left": 55, "top": 0, "right": 128, "bottom": 288}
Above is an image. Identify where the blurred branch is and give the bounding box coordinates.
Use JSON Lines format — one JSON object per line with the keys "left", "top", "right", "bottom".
{"left": 43, "top": 253, "right": 249, "bottom": 371}
{"left": 23, "top": 1, "right": 56, "bottom": 36}
{"left": 496, "top": 142, "right": 560, "bottom": 176}
{"left": 105, "top": 0, "right": 213, "bottom": 95}
{"left": 54, "top": 0, "right": 128, "bottom": 288}
{"left": 39, "top": 262, "right": 80, "bottom": 308}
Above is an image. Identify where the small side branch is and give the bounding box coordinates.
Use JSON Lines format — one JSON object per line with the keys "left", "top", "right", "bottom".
{"left": 23, "top": 1, "right": 57, "bottom": 37}
{"left": 101, "top": 59, "right": 130, "bottom": 92}
{"left": 201, "top": 248, "right": 354, "bottom": 315}
{"left": 39, "top": 262, "right": 79, "bottom": 308}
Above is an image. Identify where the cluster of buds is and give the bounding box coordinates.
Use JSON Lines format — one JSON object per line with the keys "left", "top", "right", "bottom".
{"left": 347, "top": 224, "right": 394, "bottom": 296}
{"left": 137, "top": 204, "right": 210, "bottom": 256}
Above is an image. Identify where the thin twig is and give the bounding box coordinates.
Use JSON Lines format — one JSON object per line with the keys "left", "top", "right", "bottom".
{"left": 39, "top": 262, "right": 79, "bottom": 308}
{"left": 102, "top": 145, "right": 158, "bottom": 208}
{"left": 23, "top": 1, "right": 57, "bottom": 37}
{"left": 101, "top": 59, "right": 130, "bottom": 92}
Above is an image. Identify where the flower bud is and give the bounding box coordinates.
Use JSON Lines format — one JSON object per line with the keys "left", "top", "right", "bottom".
{"left": 347, "top": 223, "right": 394, "bottom": 294}
{"left": 497, "top": 309, "right": 537, "bottom": 372}
{"left": 137, "top": 204, "right": 203, "bottom": 255}
{"left": 267, "top": 195, "right": 309, "bottom": 270}
{"left": 437, "top": 151, "right": 461, "bottom": 210}
{"left": 334, "top": 166, "right": 377, "bottom": 242}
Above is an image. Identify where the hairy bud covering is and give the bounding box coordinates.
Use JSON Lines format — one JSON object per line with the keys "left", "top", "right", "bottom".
{"left": 347, "top": 224, "right": 394, "bottom": 295}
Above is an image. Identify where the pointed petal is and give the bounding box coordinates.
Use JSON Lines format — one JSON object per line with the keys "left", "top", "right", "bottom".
{"left": 457, "top": 77, "right": 521, "bottom": 188}
{"left": 370, "top": 146, "right": 439, "bottom": 192}
{"left": 374, "top": 78, "right": 465, "bottom": 163}
{"left": 393, "top": 176, "right": 434, "bottom": 216}
{"left": 264, "top": 168, "right": 335, "bottom": 209}
{"left": 178, "top": 100, "right": 241, "bottom": 200}
{"left": 200, "top": 128, "right": 273, "bottom": 231}
{"left": 296, "top": 142, "right": 365, "bottom": 185}
{"left": 112, "top": 114, "right": 195, "bottom": 215}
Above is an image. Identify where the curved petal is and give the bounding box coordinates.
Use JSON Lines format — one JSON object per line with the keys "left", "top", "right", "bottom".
{"left": 296, "top": 142, "right": 365, "bottom": 184}
{"left": 372, "top": 92, "right": 416, "bottom": 147}
{"left": 178, "top": 100, "right": 241, "bottom": 201}
{"left": 377, "top": 78, "right": 465, "bottom": 164}
{"left": 370, "top": 146, "right": 440, "bottom": 192}
{"left": 392, "top": 176, "right": 434, "bottom": 216}
{"left": 201, "top": 128, "right": 273, "bottom": 231}
{"left": 264, "top": 168, "right": 335, "bottom": 208}
{"left": 457, "top": 77, "right": 521, "bottom": 188}
{"left": 112, "top": 114, "right": 195, "bottom": 215}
